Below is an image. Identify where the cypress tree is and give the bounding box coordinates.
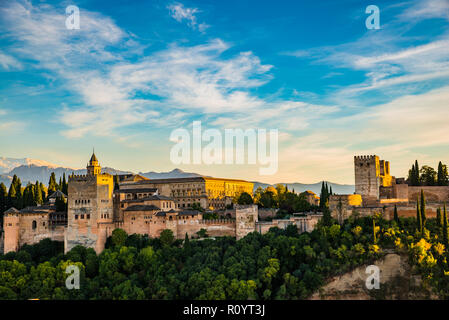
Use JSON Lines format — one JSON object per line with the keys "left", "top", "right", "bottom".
{"left": 8, "top": 182, "right": 17, "bottom": 209}
{"left": 15, "top": 177, "right": 23, "bottom": 209}
{"left": 62, "top": 173, "right": 68, "bottom": 195}
{"left": 438, "top": 162, "right": 448, "bottom": 186}
{"left": 22, "top": 184, "right": 30, "bottom": 208}
{"left": 420, "top": 189, "right": 426, "bottom": 229}
{"left": 437, "top": 207, "right": 443, "bottom": 239}
{"left": 40, "top": 182, "right": 46, "bottom": 202}
{"left": 409, "top": 164, "right": 415, "bottom": 184}
{"left": 48, "top": 172, "right": 57, "bottom": 195}
{"left": 416, "top": 196, "right": 422, "bottom": 233}
{"left": 414, "top": 160, "right": 420, "bottom": 185}
{"left": 393, "top": 204, "right": 399, "bottom": 224}
{"left": 0, "top": 182, "right": 7, "bottom": 225}
{"left": 319, "top": 182, "right": 325, "bottom": 208}
{"left": 34, "top": 181, "right": 43, "bottom": 205}
{"left": 443, "top": 204, "right": 449, "bottom": 247}
{"left": 373, "top": 218, "right": 377, "bottom": 244}
{"left": 58, "top": 177, "right": 62, "bottom": 191}
{"left": 329, "top": 186, "right": 333, "bottom": 195}
{"left": 0, "top": 182, "right": 7, "bottom": 212}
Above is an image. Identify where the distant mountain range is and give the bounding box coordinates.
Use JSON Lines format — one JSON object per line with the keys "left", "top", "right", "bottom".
{"left": 0, "top": 156, "right": 61, "bottom": 174}
{"left": 252, "top": 181, "right": 355, "bottom": 195}
{"left": 0, "top": 156, "right": 355, "bottom": 195}
{"left": 139, "top": 168, "right": 201, "bottom": 179}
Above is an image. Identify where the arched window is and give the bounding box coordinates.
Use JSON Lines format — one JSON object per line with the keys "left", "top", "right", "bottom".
{"left": 32, "top": 220, "right": 37, "bottom": 230}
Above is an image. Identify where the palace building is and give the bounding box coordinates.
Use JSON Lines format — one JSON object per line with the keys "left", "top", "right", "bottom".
{"left": 2, "top": 152, "right": 321, "bottom": 254}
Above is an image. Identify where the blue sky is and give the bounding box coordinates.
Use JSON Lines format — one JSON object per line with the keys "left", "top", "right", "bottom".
{"left": 0, "top": 0, "right": 449, "bottom": 184}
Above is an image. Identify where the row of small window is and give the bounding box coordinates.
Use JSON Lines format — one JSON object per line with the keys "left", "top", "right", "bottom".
{"left": 101, "top": 213, "right": 111, "bottom": 219}
{"left": 125, "top": 193, "right": 152, "bottom": 200}
{"left": 75, "top": 199, "right": 90, "bottom": 205}
{"left": 29, "top": 221, "right": 45, "bottom": 229}
{"left": 75, "top": 214, "right": 90, "bottom": 220}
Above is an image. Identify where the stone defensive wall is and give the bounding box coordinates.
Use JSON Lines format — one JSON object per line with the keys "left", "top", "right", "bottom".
{"left": 407, "top": 186, "right": 449, "bottom": 202}
{"left": 334, "top": 203, "right": 442, "bottom": 221}
{"left": 176, "top": 219, "right": 236, "bottom": 238}
{"left": 255, "top": 214, "right": 322, "bottom": 235}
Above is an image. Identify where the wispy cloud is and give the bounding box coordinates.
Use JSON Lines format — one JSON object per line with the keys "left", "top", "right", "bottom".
{"left": 279, "top": 86, "right": 449, "bottom": 183}
{"left": 285, "top": 0, "right": 449, "bottom": 105}
{"left": 0, "top": 51, "right": 22, "bottom": 70}
{"left": 167, "top": 2, "right": 209, "bottom": 32}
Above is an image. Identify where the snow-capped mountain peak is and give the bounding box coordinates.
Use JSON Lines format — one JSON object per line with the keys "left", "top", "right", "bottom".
{"left": 0, "top": 157, "right": 59, "bottom": 174}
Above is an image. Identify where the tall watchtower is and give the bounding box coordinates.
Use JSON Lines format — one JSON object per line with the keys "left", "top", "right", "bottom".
{"left": 354, "top": 155, "right": 393, "bottom": 202}
{"left": 65, "top": 152, "right": 114, "bottom": 254}
{"left": 354, "top": 155, "right": 381, "bottom": 200}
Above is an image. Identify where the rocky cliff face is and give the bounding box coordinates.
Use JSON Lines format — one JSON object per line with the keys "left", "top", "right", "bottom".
{"left": 310, "top": 252, "right": 438, "bottom": 300}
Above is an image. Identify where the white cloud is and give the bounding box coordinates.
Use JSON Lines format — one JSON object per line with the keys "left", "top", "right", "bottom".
{"left": 0, "top": 51, "right": 22, "bottom": 70}
{"left": 285, "top": 0, "right": 449, "bottom": 104}
{"left": 277, "top": 86, "right": 449, "bottom": 183}
{"left": 167, "top": 2, "right": 209, "bottom": 32}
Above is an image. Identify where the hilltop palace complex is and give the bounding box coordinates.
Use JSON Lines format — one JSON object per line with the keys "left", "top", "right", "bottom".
{"left": 2, "top": 153, "right": 449, "bottom": 254}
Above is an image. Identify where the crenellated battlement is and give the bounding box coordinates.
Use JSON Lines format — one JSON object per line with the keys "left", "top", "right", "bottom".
{"left": 200, "top": 219, "right": 235, "bottom": 225}
{"left": 69, "top": 174, "right": 96, "bottom": 182}
{"left": 354, "top": 155, "right": 377, "bottom": 162}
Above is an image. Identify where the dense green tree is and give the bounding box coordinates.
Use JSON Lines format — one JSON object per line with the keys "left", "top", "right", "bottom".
{"left": 258, "top": 190, "right": 276, "bottom": 208}
{"left": 437, "top": 162, "right": 449, "bottom": 186}
{"left": 196, "top": 228, "right": 208, "bottom": 238}
{"left": 111, "top": 229, "right": 128, "bottom": 247}
{"left": 160, "top": 229, "right": 174, "bottom": 246}
{"left": 237, "top": 192, "right": 253, "bottom": 205}
{"left": 420, "top": 165, "right": 437, "bottom": 186}
{"left": 55, "top": 195, "right": 67, "bottom": 212}
{"left": 22, "top": 183, "right": 36, "bottom": 208}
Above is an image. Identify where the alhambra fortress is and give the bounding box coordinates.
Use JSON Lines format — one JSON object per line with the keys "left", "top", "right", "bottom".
{"left": 2, "top": 153, "right": 449, "bottom": 254}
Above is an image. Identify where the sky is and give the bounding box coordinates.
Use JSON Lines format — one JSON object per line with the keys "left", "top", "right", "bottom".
{"left": 0, "top": 0, "right": 449, "bottom": 184}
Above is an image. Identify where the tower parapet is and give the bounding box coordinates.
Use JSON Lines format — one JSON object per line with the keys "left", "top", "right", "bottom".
{"left": 354, "top": 154, "right": 393, "bottom": 202}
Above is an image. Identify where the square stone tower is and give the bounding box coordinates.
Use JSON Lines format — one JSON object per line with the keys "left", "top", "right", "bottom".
{"left": 354, "top": 155, "right": 393, "bottom": 202}
{"left": 65, "top": 153, "right": 114, "bottom": 254}
{"left": 235, "top": 204, "right": 258, "bottom": 240}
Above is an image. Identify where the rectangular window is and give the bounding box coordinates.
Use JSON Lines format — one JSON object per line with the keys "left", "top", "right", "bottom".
{"left": 87, "top": 214, "right": 90, "bottom": 219}
{"left": 75, "top": 215, "right": 78, "bottom": 220}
